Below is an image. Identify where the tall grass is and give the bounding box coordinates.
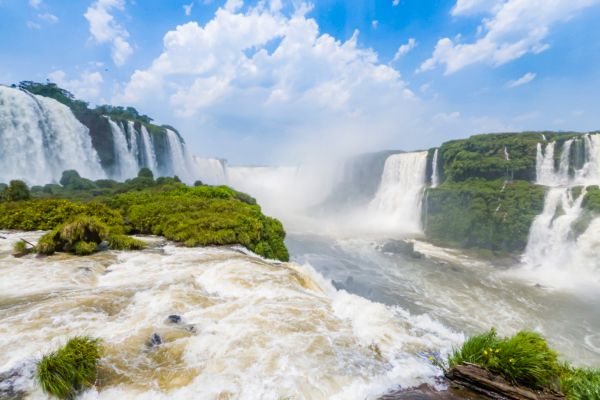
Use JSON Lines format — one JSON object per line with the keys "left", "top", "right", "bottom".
{"left": 560, "top": 366, "right": 600, "bottom": 400}
{"left": 36, "top": 336, "right": 101, "bottom": 399}
{"left": 448, "top": 329, "right": 560, "bottom": 389}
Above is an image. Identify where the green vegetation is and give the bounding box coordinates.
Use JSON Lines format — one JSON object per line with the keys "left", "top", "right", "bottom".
{"left": 36, "top": 336, "right": 101, "bottom": 399}
{"left": 0, "top": 170, "right": 288, "bottom": 261}
{"left": 107, "top": 234, "right": 147, "bottom": 251}
{"left": 438, "top": 132, "right": 583, "bottom": 183}
{"left": 446, "top": 329, "right": 600, "bottom": 399}
{"left": 560, "top": 366, "right": 600, "bottom": 399}
{"left": 424, "top": 179, "right": 546, "bottom": 252}
{"left": 12, "top": 240, "right": 31, "bottom": 256}
{"left": 1, "top": 180, "right": 31, "bottom": 201}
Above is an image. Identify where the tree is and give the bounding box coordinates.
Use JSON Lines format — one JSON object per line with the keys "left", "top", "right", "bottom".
{"left": 2, "top": 180, "right": 31, "bottom": 201}
{"left": 138, "top": 168, "right": 154, "bottom": 180}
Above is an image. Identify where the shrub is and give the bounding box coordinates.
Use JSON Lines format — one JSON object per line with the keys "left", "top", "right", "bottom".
{"left": 36, "top": 336, "right": 101, "bottom": 399}
{"left": 448, "top": 329, "right": 561, "bottom": 389}
{"left": 108, "top": 234, "right": 147, "bottom": 250}
{"left": 12, "top": 240, "right": 30, "bottom": 256}
{"left": 34, "top": 217, "right": 110, "bottom": 256}
{"left": 60, "top": 170, "right": 96, "bottom": 190}
{"left": 137, "top": 168, "right": 154, "bottom": 179}
{"left": 561, "top": 366, "right": 600, "bottom": 399}
{"left": 36, "top": 230, "right": 58, "bottom": 255}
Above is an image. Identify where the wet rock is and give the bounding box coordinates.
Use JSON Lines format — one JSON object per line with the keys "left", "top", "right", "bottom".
{"left": 0, "top": 364, "right": 34, "bottom": 400}
{"left": 167, "top": 315, "right": 182, "bottom": 324}
{"left": 147, "top": 333, "right": 162, "bottom": 347}
{"left": 379, "top": 383, "right": 485, "bottom": 399}
{"left": 381, "top": 240, "right": 423, "bottom": 259}
{"left": 184, "top": 324, "right": 197, "bottom": 333}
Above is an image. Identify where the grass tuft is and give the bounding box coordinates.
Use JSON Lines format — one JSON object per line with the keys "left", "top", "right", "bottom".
{"left": 560, "top": 365, "right": 600, "bottom": 400}
{"left": 73, "top": 241, "right": 98, "bottom": 256}
{"left": 107, "top": 234, "right": 147, "bottom": 251}
{"left": 448, "top": 329, "right": 560, "bottom": 389}
{"left": 36, "top": 336, "right": 101, "bottom": 399}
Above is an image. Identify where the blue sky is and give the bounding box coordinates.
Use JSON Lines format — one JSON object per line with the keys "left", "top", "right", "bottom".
{"left": 2, "top": 0, "right": 600, "bottom": 164}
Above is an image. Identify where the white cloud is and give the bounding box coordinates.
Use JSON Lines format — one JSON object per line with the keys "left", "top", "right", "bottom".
{"left": 371, "top": 20, "right": 379, "bottom": 29}
{"left": 451, "top": 0, "right": 502, "bottom": 16}
{"left": 421, "top": 0, "right": 600, "bottom": 74}
{"left": 183, "top": 3, "right": 194, "bottom": 16}
{"left": 393, "top": 38, "right": 417, "bottom": 61}
{"left": 38, "top": 12, "right": 58, "bottom": 23}
{"left": 84, "top": 0, "right": 133, "bottom": 66}
{"left": 26, "top": 21, "right": 41, "bottom": 30}
{"left": 116, "top": 2, "right": 422, "bottom": 163}
{"left": 393, "top": 0, "right": 400, "bottom": 5}
{"left": 507, "top": 72, "right": 536, "bottom": 88}
{"left": 29, "top": 0, "right": 42, "bottom": 8}
{"left": 48, "top": 70, "right": 104, "bottom": 101}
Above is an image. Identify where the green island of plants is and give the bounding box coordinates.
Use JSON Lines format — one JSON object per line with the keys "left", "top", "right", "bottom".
{"left": 36, "top": 336, "right": 101, "bottom": 400}
{"left": 444, "top": 329, "right": 600, "bottom": 399}
{"left": 0, "top": 169, "right": 289, "bottom": 261}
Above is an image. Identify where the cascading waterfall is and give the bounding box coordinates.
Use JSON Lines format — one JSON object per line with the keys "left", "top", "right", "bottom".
{"left": 191, "top": 157, "right": 227, "bottom": 186}
{"left": 140, "top": 126, "right": 158, "bottom": 173}
{"left": 431, "top": 149, "right": 440, "bottom": 188}
{"left": 166, "top": 129, "right": 193, "bottom": 182}
{"left": 108, "top": 119, "right": 139, "bottom": 181}
{"left": 525, "top": 133, "right": 600, "bottom": 287}
{"left": 126, "top": 121, "right": 140, "bottom": 166}
{"left": 536, "top": 134, "right": 600, "bottom": 186}
{"left": 0, "top": 86, "right": 104, "bottom": 184}
{"left": 369, "top": 151, "right": 428, "bottom": 234}
{"left": 536, "top": 142, "right": 557, "bottom": 186}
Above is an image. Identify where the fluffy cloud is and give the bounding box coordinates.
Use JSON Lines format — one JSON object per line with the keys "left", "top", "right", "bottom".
{"left": 29, "top": 0, "right": 42, "bottom": 8}
{"left": 116, "top": 1, "right": 422, "bottom": 163}
{"left": 451, "top": 0, "right": 502, "bottom": 15}
{"left": 38, "top": 12, "right": 59, "bottom": 23}
{"left": 183, "top": 3, "right": 194, "bottom": 16}
{"left": 48, "top": 70, "right": 104, "bottom": 100}
{"left": 507, "top": 72, "right": 536, "bottom": 88}
{"left": 393, "top": 38, "right": 417, "bottom": 61}
{"left": 84, "top": 0, "right": 133, "bottom": 66}
{"left": 421, "top": 0, "right": 599, "bottom": 74}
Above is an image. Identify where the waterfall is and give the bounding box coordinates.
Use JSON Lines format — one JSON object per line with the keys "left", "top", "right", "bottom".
{"left": 536, "top": 142, "right": 556, "bottom": 185}
{"left": 126, "top": 121, "right": 140, "bottom": 165}
{"left": 191, "top": 157, "right": 227, "bottom": 186}
{"left": 431, "top": 149, "right": 440, "bottom": 188}
{"left": 368, "top": 151, "right": 428, "bottom": 234}
{"left": 108, "top": 119, "right": 139, "bottom": 181}
{"left": 139, "top": 126, "right": 158, "bottom": 173}
{"left": 0, "top": 86, "right": 104, "bottom": 184}
{"left": 557, "top": 139, "right": 573, "bottom": 183}
{"left": 503, "top": 146, "right": 510, "bottom": 161}
{"left": 166, "top": 129, "right": 192, "bottom": 182}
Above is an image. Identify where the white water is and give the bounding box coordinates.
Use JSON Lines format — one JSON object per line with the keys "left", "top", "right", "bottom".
{"left": 140, "top": 126, "right": 158, "bottom": 174}
{"left": 191, "top": 157, "right": 227, "bottom": 186}
{"left": 166, "top": 129, "right": 193, "bottom": 183}
{"left": 0, "top": 232, "right": 461, "bottom": 399}
{"left": 127, "top": 121, "right": 140, "bottom": 166}
{"left": 368, "top": 152, "right": 428, "bottom": 234}
{"left": 430, "top": 149, "right": 439, "bottom": 188}
{"left": 108, "top": 119, "right": 139, "bottom": 181}
{"left": 0, "top": 86, "right": 104, "bottom": 184}
{"left": 536, "top": 134, "right": 600, "bottom": 186}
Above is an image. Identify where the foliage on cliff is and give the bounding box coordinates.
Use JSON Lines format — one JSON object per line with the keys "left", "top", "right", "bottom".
{"left": 437, "top": 132, "right": 583, "bottom": 183}
{"left": 17, "top": 81, "right": 181, "bottom": 171}
{"left": 0, "top": 172, "right": 289, "bottom": 261}
{"left": 424, "top": 179, "right": 545, "bottom": 252}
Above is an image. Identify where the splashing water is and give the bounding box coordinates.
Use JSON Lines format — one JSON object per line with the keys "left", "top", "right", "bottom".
{"left": 0, "top": 232, "right": 460, "bottom": 399}
{"left": 191, "top": 157, "right": 227, "bottom": 186}
{"left": 166, "top": 130, "right": 193, "bottom": 182}
{"left": 140, "top": 126, "right": 158, "bottom": 174}
{"left": 0, "top": 86, "right": 104, "bottom": 184}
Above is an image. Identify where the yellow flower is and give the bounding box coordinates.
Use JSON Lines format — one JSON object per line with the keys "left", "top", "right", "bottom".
{"left": 483, "top": 350, "right": 488, "bottom": 355}
{"left": 495, "top": 349, "right": 500, "bottom": 353}
{"left": 509, "top": 358, "right": 515, "bottom": 363}
{"left": 428, "top": 356, "right": 434, "bottom": 361}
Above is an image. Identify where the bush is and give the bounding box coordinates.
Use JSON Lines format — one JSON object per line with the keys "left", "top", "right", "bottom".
{"left": 448, "top": 329, "right": 561, "bottom": 389}
{"left": 35, "top": 217, "right": 110, "bottom": 256}
{"left": 36, "top": 336, "right": 101, "bottom": 399}
{"left": 137, "top": 168, "right": 154, "bottom": 179}
{"left": 108, "top": 234, "right": 147, "bottom": 250}
{"left": 12, "top": 240, "right": 30, "bottom": 256}
{"left": 60, "top": 170, "right": 96, "bottom": 190}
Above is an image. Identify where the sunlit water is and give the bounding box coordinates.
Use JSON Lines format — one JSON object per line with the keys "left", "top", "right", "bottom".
{"left": 0, "top": 231, "right": 462, "bottom": 400}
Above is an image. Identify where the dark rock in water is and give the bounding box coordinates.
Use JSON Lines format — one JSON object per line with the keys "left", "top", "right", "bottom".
{"left": 147, "top": 333, "right": 162, "bottom": 347}
{"left": 184, "top": 324, "right": 197, "bottom": 333}
{"left": 167, "top": 315, "right": 182, "bottom": 324}
{"left": 381, "top": 240, "right": 423, "bottom": 259}
{"left": 0, "top": 363, "right": 35, "bottom": 400}
{"left": 379, "top": 383, "right": 485, "bottom": 399}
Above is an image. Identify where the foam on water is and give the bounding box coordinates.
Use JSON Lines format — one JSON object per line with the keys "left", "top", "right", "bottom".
{"left": 0, "top": 232, "right": 460, "bottom": 400}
